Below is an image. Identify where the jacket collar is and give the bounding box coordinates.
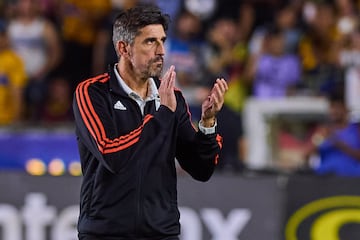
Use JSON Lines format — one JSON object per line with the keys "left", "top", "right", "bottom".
{"left": 108, "top": 64, "right": 161, "bottom": 97}
{"left": 108, "top": 64, "right": 128, "bottom": 97}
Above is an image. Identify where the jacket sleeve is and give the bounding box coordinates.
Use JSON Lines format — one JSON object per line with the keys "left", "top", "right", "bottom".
{"left": 73, "top": 79, "right": 175, "bottom": 173}
{"left": 175, "top": 91, "right": 223, "bottom": 181}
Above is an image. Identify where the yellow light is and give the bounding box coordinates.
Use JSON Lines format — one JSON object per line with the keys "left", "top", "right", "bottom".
{"left": 26, "top": 158, "right": 46, "bottom": 176}
{"left": 68, "top": 161, "right": 82, "bottom": 176}
{"left": 48, "top": 158, "right": 65, "bottom": 176}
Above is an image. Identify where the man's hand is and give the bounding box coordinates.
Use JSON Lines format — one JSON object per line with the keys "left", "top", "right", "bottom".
{"left": 159, "top": 65, "right": 177, "bottom": 112}
{"left": 201, "top": 78, "right": 228, "bottom": 127}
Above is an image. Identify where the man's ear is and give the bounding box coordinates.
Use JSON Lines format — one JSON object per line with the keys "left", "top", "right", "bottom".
{"left": 116, "top": 41, "right": 130, "bottom": 58}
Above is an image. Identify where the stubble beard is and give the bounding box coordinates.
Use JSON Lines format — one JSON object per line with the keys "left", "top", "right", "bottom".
{"left": 130, "top": 55, "right": 164, "bottom": 80}
{"left": 147, "top": 56, "right": 164, "bottom": 78}
{"left": 130, "top": 50, "right": 164, "bottom": 81}
{"left": 149, "top": 65, "right": 163, "bottom": 78}
{"left": 138, "top": 65, "right": 162, "bottom": 82}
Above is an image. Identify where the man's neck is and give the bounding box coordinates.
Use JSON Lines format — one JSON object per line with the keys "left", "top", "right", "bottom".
{"left": 117, "top": 62, "right": 148, "bottom": 99}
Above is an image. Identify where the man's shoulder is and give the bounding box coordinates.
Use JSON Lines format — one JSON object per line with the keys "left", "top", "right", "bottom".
{"left": 76, "top": 73, "right": 111, "bottom": 91}
{"left": 74, "top": 73, "right": 112, "bottom": 104}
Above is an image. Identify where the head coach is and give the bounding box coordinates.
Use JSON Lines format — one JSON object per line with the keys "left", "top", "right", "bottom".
{"left": 73, "top": 4, "right": 228, "bottom": 240}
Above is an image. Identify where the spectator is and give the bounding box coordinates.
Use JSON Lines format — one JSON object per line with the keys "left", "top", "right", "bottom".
{"left": 247, "top": 26, "right": 301, "bottom": 99}
{"left": 205, "top": 17, "right": 251, "bottom": 113}
{"left": 335, "top": 0, "right": 358, "bottom": 37}
{"left": 38, "top": 0, "right": 61, "bottom": 25}
{"left": 8, "top": 0, "right": 62, "bottom": 122}
{"left": 338, "top": 21, "right": 360, "bottom": 123}
{"left": 183, "top": 0, "right": 217, "bottom": 21}
{"left": 39, "top": 76, "right": 73, "bottom": 124}
{"left": 165, "top": 10, "right": 211, "bottom": 121}
{"left": 93, "top": 0, "right": 139, "bottom": 75}
{"left": 58, "top": 0, "right": 111, "bottom": 91}
{"left": 235, "top": 2, "right": 256, "bottom": 44}
{"left": 0, "top": 20, "right": 27, "bottom": 126}
{"left": 204, "top": 15, "right": 250, "bottom": 172}
{"left": 305, "top": 93, "right": 360, "bottom": 177}
{"left": 298, "top": 2, "right": 343, "bottom": 96}
{"left": 250, "top": 0, "right": 286, "bottom": 27}
{"left": 248, "top": 3, "right": 302, "bottom": 56}
{"left": 206, "top": 17, "right": 239, "bottom": 76}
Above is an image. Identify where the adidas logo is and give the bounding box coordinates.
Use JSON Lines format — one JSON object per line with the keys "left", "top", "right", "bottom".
{"left": 114, "top": 100, "right": 127, "bottom": 110}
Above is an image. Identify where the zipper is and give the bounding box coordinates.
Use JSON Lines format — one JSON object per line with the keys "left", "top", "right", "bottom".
{"left": 134, "top": 99, "right": 146, "bottom": 236}
{"left": 135, "top": 161, "right": 143, "bottom": 236}
{"left": 133, "top": 98, "right": 157, "bottom": 236}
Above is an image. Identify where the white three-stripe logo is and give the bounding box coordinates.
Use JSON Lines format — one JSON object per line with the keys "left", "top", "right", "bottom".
{"left": 114, "top": 100, "right": 127, "bottom": 110}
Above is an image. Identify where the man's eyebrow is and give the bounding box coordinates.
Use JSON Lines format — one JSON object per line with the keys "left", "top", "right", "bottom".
{"left": 144, "top": 37, "right": 156, "bottom": 42}
{"left": 143, "top": 36, "right": 167, "bottom": 42}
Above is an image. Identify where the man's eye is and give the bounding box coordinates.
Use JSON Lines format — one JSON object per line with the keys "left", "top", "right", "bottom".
{"left": 146, "top": 39, "right": 155, "bottom": 44}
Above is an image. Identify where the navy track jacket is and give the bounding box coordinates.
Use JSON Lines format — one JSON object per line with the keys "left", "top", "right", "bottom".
{"left": 73, "top": 67, "right": 223, "bottom": 239}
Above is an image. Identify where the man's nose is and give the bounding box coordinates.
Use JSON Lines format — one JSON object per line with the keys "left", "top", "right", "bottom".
{"left": 156, "top": 42, "right": 165, "bottom": 55}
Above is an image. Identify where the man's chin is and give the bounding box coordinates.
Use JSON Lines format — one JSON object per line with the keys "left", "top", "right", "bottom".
{"left": 150, "top": 67, "right": 163, "bottom": 78}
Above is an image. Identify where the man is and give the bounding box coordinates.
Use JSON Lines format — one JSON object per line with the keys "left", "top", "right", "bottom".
{"left": 73, "top": 5, "right": 228, "bottom": 240}
{"left": 0, "top": 20, "right": 27, "bottom": 125}
{"left": 306, "top": 93, "right": 360, "bottom": 176}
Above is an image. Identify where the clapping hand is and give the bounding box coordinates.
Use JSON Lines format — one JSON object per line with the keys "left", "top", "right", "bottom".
{"left": 201, "top": 78, "right": 228, "bottom": 127}
{"left": 159, "top": 65, "right": 177, "bottom": 112}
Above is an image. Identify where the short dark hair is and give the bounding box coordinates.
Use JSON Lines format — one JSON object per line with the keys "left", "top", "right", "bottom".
{"left": 328, "top": 91, "right": 345, "bottom": 106}
{"left": 112, "top": 4, "right": 170, "bottom": 48}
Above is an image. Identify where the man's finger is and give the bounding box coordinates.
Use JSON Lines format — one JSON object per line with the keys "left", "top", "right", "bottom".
{"left": 162, "top": 68, "right": 170, "bottom": 81}
{"left": 169, "top": 71, "right": 176, "bottom": 89}
{"left": 161, "top": 65, "right": 174, "bottom": 83}
{"left": 169, "top": 69, "right": 174, "bottom": 87}
{"left": 212, "top": 83, "right": 224, "bottom": 101}
{"left": 165, "top": 66, "right": 175, "bottom": 88}
{"left": 215, "top": 78, "right": 228, "bottom": 94}
{"left": 211, "top": 91, "right": 221, "bottom": 108}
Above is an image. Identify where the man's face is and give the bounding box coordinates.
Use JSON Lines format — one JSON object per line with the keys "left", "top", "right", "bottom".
{"left": 329, "top": 101, "right": 347, "bottom": 123}
{"left": 127, "top": 24, "right": 166, "bottom": 79}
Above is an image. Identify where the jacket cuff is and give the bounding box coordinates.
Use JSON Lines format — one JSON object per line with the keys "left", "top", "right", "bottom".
{"left": 198, "top": 120, "right": 217, "bottom": 135}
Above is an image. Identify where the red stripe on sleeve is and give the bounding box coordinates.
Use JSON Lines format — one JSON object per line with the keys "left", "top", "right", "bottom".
{"left": 75, "top": 74, "right": 154, "bottom": 154}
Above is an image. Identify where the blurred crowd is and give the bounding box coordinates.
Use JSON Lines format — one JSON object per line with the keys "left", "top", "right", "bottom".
{"left": 0, "top": 0, "right": 359, "bottom": 174}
